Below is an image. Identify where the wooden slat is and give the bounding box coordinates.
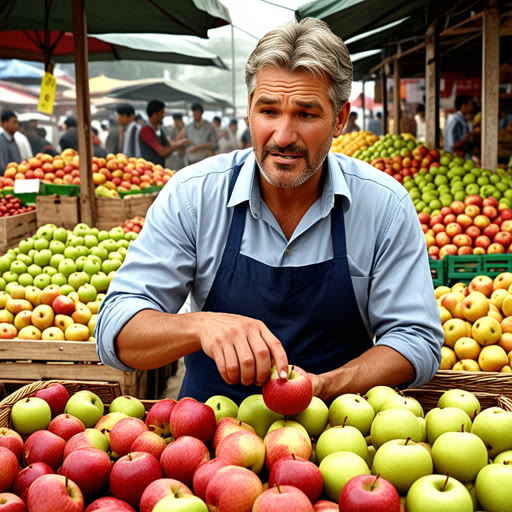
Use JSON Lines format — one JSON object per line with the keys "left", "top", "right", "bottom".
{"left": 0, "top": 340, "right": 99, "bottom": 362}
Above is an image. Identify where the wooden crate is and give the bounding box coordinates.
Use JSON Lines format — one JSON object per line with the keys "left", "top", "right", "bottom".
{"left": 36, "top": 195, "right": 80, "bottom": 230}
{"left": 0, "top": 211, "right": 37, "bottom": 253}
{"left": 0, "top": 339, "right": 149, "bottom": 398}
{"left": 95, "top": 193, "right": 158, "bottom": 231}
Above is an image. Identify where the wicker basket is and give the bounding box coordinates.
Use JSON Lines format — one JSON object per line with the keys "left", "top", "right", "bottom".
{"left": 0, "top": 380, "right": 121, "bottom": 429}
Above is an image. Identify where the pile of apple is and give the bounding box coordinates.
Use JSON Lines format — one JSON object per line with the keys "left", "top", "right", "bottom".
{"left": 1, "top": 367, "right": 511, "bottom": 512}
{"left": 330, "top": 131, "right": 379, "bottom": 157}
{"left": 422, "top": 196, "right": 512, "bottom": 259}
{"left": 353, "top": 133, "right": 420, "bottom": 162}
{"left": 120, "top": 216, "right": 145, "bottom": 234}
{"left": 0, "top": 195, "right": 35, "bottom": 218}
{"left": 436, "top": 272, "right": 512, "bottom": 374}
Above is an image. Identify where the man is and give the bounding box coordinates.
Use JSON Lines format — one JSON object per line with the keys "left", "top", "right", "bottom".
{"left": 138, "top": 100, "right": 186, "bottom": 167}
{"left": 342, "top": 111, "right": 360, "bottom": 133}
{"left": 367, "top": 111, "right": 382, "bottom": 136}
{"left": 218, "top": 119, "right": 241, "bottom": 154}
{"left": 166, "top": 113, "right": 189, "bottom": 171}
{"left": 96, "top": 18, "right": 443, "bottom": 404}
{"left": 106, "top": 103, "right": 139, "bottom": 157}
{"left": 59, "top": 116, "right": 79, "bottom": 151}
{"left": 185, "top": 103, "right": 218, "bottom": 164}
{"left": 241, "top": 116, "right": 252, "bottom": 149}
{"left": 19, "top": 120, "right": 45, "bottom": 155}
{"left": 415, "top": 104, "right": 426, "bottom": 142}
{"left": 0, "top": 110, "right": 22, "bottom": 174}
{"left": 444, "top": 95, "right": 474, "bottom": 158}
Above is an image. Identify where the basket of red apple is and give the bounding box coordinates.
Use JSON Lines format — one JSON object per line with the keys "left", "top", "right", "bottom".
{"left": 0, "top": 370, "right": 512, "bottom": 512}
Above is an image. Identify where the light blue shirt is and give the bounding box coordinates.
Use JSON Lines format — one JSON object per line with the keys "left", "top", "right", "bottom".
{"left": 95, "top": 149, "right": 443, "bottom": 389}
{"left": 444, "top": 111, "right": 469, "bottom": 154}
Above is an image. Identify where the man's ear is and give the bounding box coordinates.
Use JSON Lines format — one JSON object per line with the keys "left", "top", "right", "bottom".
{"left": 333, "top": 101, "right": 351, "bottom": 138}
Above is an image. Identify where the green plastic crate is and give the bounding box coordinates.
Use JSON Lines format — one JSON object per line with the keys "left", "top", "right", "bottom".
{"left": 481, "top": 253, "right": 512, "bottom": 277}
{"left": 39, "top": 183, "right": 80, "bottom": 197}
{"left": 429, "top": 258, "right": 446, "bottom": 288}
{"left": 0, "top": 188, "right": 36, "bottom": 206}
{"left": 445, "top": 254, "right": 484, "bottom": 283}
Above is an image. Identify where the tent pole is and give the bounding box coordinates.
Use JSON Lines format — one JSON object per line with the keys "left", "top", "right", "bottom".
{"left": 71, "top": 0, "right": 96, "bottom": 227}
{"left": 393, "top": 58, "right": 401, "bottom": 135}
{"left": 361, "top": 80, "right": 366, "bottom": 130}
{"left": 231, "top": 24, "right": 236, "bottom": 117}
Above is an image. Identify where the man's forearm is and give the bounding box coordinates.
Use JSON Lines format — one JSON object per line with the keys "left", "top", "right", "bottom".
{"left": 115, "top": 309, "right": 203, "bottom": 369}
{"left": 311, "top": 345, "right": 415, "bottom": 403}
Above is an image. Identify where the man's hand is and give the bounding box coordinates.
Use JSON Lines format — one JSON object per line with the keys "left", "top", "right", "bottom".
{"left": 197, "top": 312, "right": 289, "bottom": 387}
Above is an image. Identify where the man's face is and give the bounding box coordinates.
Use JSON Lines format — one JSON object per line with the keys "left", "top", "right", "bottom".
{"left": 117, "top": 113, "right": 133, "bottom": 128}
{"left": 192, "top": 109, "right": 202, "bottom": 123}
{"left": 229, "top": 123, "right": 237, "bottom": 134}
{"left": 2, "top": 116, "right": 18, "bottom": 136}
{"left": 174, "top": 118, "right": 184, "bottom": 130}
{"left": 248, "top": 67, "right": 348, "bottom": 189}
{"left": 464, "top": 100, "right": 475, "bottom": 118}
{"left": 154, "top": 108, "right": 165, "bottom": 126}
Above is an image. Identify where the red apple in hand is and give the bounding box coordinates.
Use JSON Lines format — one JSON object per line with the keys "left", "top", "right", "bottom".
{"left": 27, "top": 474, "right": 84, "bottom": 512}
{"left": 263, "top": 365, "right": 313, "bottom": 416}
{"left": 253, "top": 485, "right": 313, "bottom": 512}
{"left": 338, "top": 474, "right": 401, "bottom": 512}
{"left": 34, "top": 383, "right": 69, "bottom": 417}
{"left": 0, "top": 493, "right": 26, "bottom": 512}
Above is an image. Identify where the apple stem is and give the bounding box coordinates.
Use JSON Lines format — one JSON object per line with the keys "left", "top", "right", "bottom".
{"left": 371, "top": 474, "right": 380, "bottom": 491}
{"left": 397, "top": 389, "right": 405, "bottom": 397}
{"left": 342, "top": 416, "right": 348, "bottom": 428}
{"left": 291, "top": 453, "right": 296, "bottom": 460}
{"left": 276, "top": 484, "right": 282, "bottom": 494}
{"left": 461, "top": 424, "right": 465, "bottom": 433}
{"left": 128, "top": 453, "right": 132, "bottom": 461}
{"left": 504, "top": 461, "right": 510, "bottom": 465}
{"left": 288, "top": 367, "right": 293, "bottom": 379}
{"left": 442, "top": 473, "right": 450, "bottom": 491}
{"left": 404, "top": 437, "right": 411, "bottom": 445}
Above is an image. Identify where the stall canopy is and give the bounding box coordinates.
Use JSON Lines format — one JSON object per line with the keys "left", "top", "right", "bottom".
{"left": 0, "top": 59, "right": 74, "bottom": 88}
{"left": 0, "top": 0, "right": 231, "bottom": 38}
{"left": 0, "top": 81, "right": 38, "bottom": 106}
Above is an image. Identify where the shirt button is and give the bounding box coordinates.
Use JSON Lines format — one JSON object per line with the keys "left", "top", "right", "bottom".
{"left": 285, "top": 248, "right": 291, "bottom": 255}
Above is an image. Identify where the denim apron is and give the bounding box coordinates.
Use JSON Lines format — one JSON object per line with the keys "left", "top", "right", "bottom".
{"left": 179, "top": 164, "right": 373, "bottom": 403}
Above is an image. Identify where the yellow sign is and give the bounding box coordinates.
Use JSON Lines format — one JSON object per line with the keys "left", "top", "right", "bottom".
{"left": 38, "top": 72, "right": 57, "bottom": 115}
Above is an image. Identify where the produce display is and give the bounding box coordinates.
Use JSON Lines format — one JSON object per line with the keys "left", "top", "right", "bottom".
{"left": 0, "top": 222, "right": 138, "bottom": 341}
{"left": 436, "top": 273, "right": 512, "bottom": 372}
{"left": 1, "top": 375, "right": 511, "bottom": 511}
{"left": 0, "top": 195, "right": 35, "bottom": 218}
{"left": 0, "top": 150, "right": 175, "bottom": 197}
{"left": 420, "top": 196, "right": 512, "bottom": 259}
{"left": 330, "top": 131, "right": 379, "bottom": 157}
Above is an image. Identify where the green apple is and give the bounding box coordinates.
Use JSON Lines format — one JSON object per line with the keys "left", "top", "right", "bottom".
{"left": 84, "top": 235, "right": 99, "bottom": 248}
{"left": 372, "top": 438, "right": 434, "bottom": 494}
{"left": 16, "top": 254, "right": 32, "bottom": 267}
{"left": 49, "top": 253, "right": 65, "bottom": 269}
{"left": 109, "top": 227, "right": 125, "bottom": 241}
{"left": 10, "top": 260, "right": 27, "bottom": 275}
{"left": 58, "top": 258, "right": 77, "bottom": 277}
{"left": 494, "top": 450, "right": 512, "bottom": 464}
{"left": 73, "top": 223, "right": 91, "bottom": 237}
{"left": 43, "top": 266, "right": 58, "bottom": 277}
{"left": 75, "top": 245, "right": 89, "bottom": 257}
{"left": 319, "top": 451, "right": 370, "bottom": 502}
{"left": 370, "top": 408, "right": 422, "bottom": 449}
{"left": 102, "top": 259, "right": 122, "bottom": 274}
{"left": 438, "top": 389, "right": 481, "bottom": 420}
{"left": 75, "top": 255, "right": 88, "bottom": 271}
{"left": 380, "top": 394, "right": 424, "bottom": 417}
{"left": 99, "top": 239, "right": 118, "bottom": 253}
{"left": 475, "top": 463, "right": 512, "bottom": 512}
{"left": 90, "top": 272, "right": 109, "bottom": 293}
{"left": 431, "top": 431, "right": 488, "bottom": 482}
{"left": 237, "top": 394, "right": 284, "bottom": 438}
{"left": 33, "top": 238, "right": 50, "bottom": 250}
{"left": 406, "top": 475, "right": 473, "bottom": 512}
{"left": 77, "top": 283, "right": 97, "bottom": 303}
{"left": 0, "top": 256, "right": 11, "bottom": 273}
{"left": 52, "top": 227, "right": 69, "bottom": 243}
{"left": 36, "top": 224, "right": 56, "bottom": 241}
{"left": 89, "top": 246, "right": 109, "bottom": 261}
{"left": 69, "top": 236, "right": 85, "bottom": 248}
{"left": 97, "top": 230, "right": 109, "bottom": 242}
{"left": 153, "top": 493, "right": 208, "bottom": 512}
{"left": 83, "top": 259, "right": 101, "bottom": 276}
{"left": 117, "top": 239, "right": 130, "bottom": 249}
{"left": 49, "top": 240, "right": 66, "bottom": 254}
{"left": 68, "top": 272, "right": 90, "bottom": 291}
{"left": 0, "top": 278, "right": 5, "bottom": 291}
{"left": 33, "top": 249, "right": 52, "bottom": 267}
{"left": 27, "top": 264, "right": 42, "bottom": 278}
{"left": 2, "top": 272, "right": 18, "bottom": 284}
{"left": 64, "top": 390, "right": 104, "bottom": 427}
{"left": 109, "top": 395, "right": 146, "bottom": 419}
{"left": 471, "top": 407, "right": 512, "bottom": 458}
{"left": 329, "top": 393, "right": 375, "bottom": 436}
{"left": 290, "top": 396, "right": 329, "bottom": 439}
{"left": 316, "top": 424, "right": 369, "bottom": 464}
{"left": 11, "top": 396, "right": 52, "bottom": 434}
{"left": 63, "top": 246, "right": 79, "bottom": 260}
{"left": 108, "top": 251, "right": 124, "bottom": 263}
{"left": 51, "top": 273, "right": 68, "bottom": 286}
{"left": 60, "top": 284, "right": 75, "bottom": 296}
{"left": 18, "top": 273, "right": 33, "bottom": 286}
{"left": 205, "top": 395, "right": 239, "bottom": 423}
{"left": 18, "top": 238, "right": 34, "bottom": 254}
{"left": 425, "top": 407, "right": 473, "bottom": 445}
{"left": 33, "top": 273, "right": 52, "bottom": 289}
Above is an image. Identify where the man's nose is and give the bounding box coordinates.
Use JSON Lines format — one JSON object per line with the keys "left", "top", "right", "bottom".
{"left": 273, "top": 116, "right": 299, "bottom": 149}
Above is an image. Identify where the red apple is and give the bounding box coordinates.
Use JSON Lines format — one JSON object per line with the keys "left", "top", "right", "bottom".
{"left": 482, "top": 206, "right": 498, "bottom": 219}
{"left": 213, "top": 417, "right": 256, "bottom": 450}
{"left": 52, "top": 296, "right": 76, "bottom": 316}
{"left": 0, "top": 493, "right": 26, "bottom": 512}
{"left": 26, "top": 474, "right": 83, "bottom": 512}
{"left": 160, "top": 436, "right": 209, "bottom": 486}
{"left": 0, "top": 448, "right": 19, "bottom": 492}
{"left": 63, "top": 429, "right": 109, "bottom": 459}
{"left": 464, "top": 195, "right": 483, "bottom": 207}
{"left": 215, "top": 429, "right": 265, "bottom": 474}
{"left": 458, "top": 246, "right": 473, "bottom": 255}
{"left": 0, "top": 428, "right": 23, "bottom": 462}
{"left": 313, "top": 500, "right": 338, "bottom": 511}
{"left": 445, "top": 223, "right": 463, "bottom": 238}
{"left": 452, "top": 234, "right": 472, "bottom": 248}
{"left": 33, "top": 384, "right": 69, "bottom": 417}
{"left": 451, "top": 201, "right": 466, "bottom": 215}
{"left": 60, "top": 448, "right": 112, "bottom": 497}
{"left": 442, "top": 214, "right": 457, "bottom": 225}
{"left": 192, "top": 458, "right": 230, "bottom": 501}
{"left": 338, "top": 474, "right": 400, "bottom": 512}
{"left": 262, "top": 365, "right": 313, "bottom": 416}
{"left": 483, "top": 197, "right": 499, "bottom": 209}
{"left": 169, "top": 397, "right": 216, "bottom": 445}
{"left": 494, "top": 231, "right": 512, "bottom": 248}
{"left": 205, "top": 465, "right": 263, "bottom": 512}
{"left": 109, "top": 417, "right": 149, "bottom": 457}
{"left": 439, "top": 244, "right": 458, "bottom": 258}
{"left": 435, "top": 232, "right": 451, "bottom": 248}
{"left": 488, "top": 242, "right": 505, "bottom": 254}
{"left": 264, "top": 427, "right": 311, "bottom": 471}
{"left": 109, "top": 452, "right": 163, "bottom": 507}
{"left": 144, "top": 399, "right": 176, "bottom": 438}
{"left": 48, "top": 414, "right": 85, "bottom": 441}
{"left": 417, "top": 212, "right": 430, "bottom": 225}
{"left": 12, "top": 463, "right": 54, "bottom": 503}
{"left": 474, "top": 235, "right": 492, "bottom": 250}
{"left": 483, "top": 224, "right": 501, "bottom": 240}
{"left": 139, "top": 478, "right": 193, "bottom": 512}
{"left": 85, "top": 498, "right": 135, "bottom": 512}
{"left": 129, "top": 431, "right": 166, "bottom": 461}
{"left": 23, "top": 430, "right": 65, "bottom": 470}
{"left": 432, "top": 223, "right": 446, "bottom": 235}
{"left": 268, "top": 454, "right": 323, "bottom": 503}
{"left": 465, "top": 225, "right": 481, "bottom": 240}
{"left": 429, "top": 214, "right": 443, "bottom": 227}
{"left": 500, "top": 208, "right": 512, "bottom": 220}
{"left": 252, "top": 485, "right": 313, "bottom": 512}
{"left": 440, "top": 207, "right": 453, "bottom": 217}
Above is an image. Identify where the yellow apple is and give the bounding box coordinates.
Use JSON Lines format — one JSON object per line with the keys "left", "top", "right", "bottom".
{"left": 31, "top": 304, "right": 55, "bottom": 331}
{"left": 54, "top": 314, "right": 74, "bottom": 332}
{"left": 41, "top": 326, "right": 65, "bottom": 341}
{"left": 65, "top": 323, "right": 90, "bottom": 341}
{"left": 438, "top": 306, "right": 452, "bottom": 325}
{"left": 461, "top": 292, "right": 489, "bottom": 323}
{"left": 440, "top": 346, "right": 457, "bottom": 370}
{"left": 434, "top": 286, "right": 451, "bottom": 299}
{"left": 493, "top": 272, "right": 512, "bottom": 290}
{"left": 472, "top": 316, "right": 502, "bottom": 346}
{"left": 500, "top": 365, "right": 512, "bottom": 373}
{"left": 18, "top": 325, "right": 42, "bottom": 340}
{"left": 454, "top": 337, "right": 481, "bottom": 361}
{"left": 490, "top": 289, "right": 509, "bottom": 310}
{"left": 443, "top": 318, "right": 470, "bottom": 348}
{"left": 501, "top": 294, "right": 512, "bottom": 317}
{"left": 452, "top": 359, "right": 481, "bottom": 371}
{"left": 5, "top": 298, "right": 33, "bottom": 315}
{"left": 488, "top": 304, "right": 504, "bottom": 323}
{"left": 440, "top": 293, "right": 465, "bottom": 320}
{"left": 478, "top": 345, "right": 509, "bottom": 372}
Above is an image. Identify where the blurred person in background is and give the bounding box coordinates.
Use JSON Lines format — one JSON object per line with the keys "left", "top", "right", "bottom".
{"left": 166, "top": 113, "right": 189, "bottom": 171}
{"left": 36, "top": 127, "right": 58, "bottom": 156}
{"left": 367, "top": 111, "right": 382, "bottom": 136}
{"left": 185, "top": 103, "right": 218, "bottom": 164}
{"left": 92, "top": 126, "right": 108, "bottom": 158}
{"left": 415, "top": 104, "right": 426, "bottom": 142}
{"left": 98, "top": 120, "right": 109, "bottom": 148}
{"left": 342, "top": 111, "right": 360, "bottom": 133}
{"left": 0, "top": 110, "right": 22, "bottom": 173}
{"left": 106, "top": 103, "right": 138, "bottom": 157}
{"left": 241, "top": 116, "right": 252, "bottom": 149}
{"left": 444, "top": 94, "right": 475, "bottom": 158}
{"left": 19, "top": 121, "right": 45, "bottom": 155}
{"left": 218, "top": 119, "right": 241, "bottom": 154}
{"left": 58, "top": 116, "right": 78, "bottom": 152}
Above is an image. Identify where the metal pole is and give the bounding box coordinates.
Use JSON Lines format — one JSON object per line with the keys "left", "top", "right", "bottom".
{"left": 231, "top": 24, "right": 236, "bottom": 116}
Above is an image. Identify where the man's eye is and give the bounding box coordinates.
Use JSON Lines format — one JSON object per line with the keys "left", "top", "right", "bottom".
{"left": 300, "top": 112, "right": 317, "bottom": 119}
{"left": 260, "top": 110, "right": 275, "bottom": 115}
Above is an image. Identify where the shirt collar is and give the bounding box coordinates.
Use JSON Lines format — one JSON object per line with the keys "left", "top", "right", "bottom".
{"left": 0, "top": 127, "right": 14, "bottom": 142}
{"left": 227, "top": 150, "right": 352, "bottom": 218}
